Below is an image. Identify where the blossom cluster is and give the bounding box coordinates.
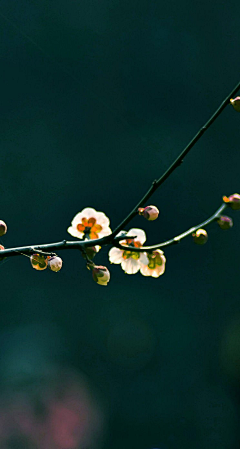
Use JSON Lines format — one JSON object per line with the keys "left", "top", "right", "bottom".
{"left": 0, "top": 94, "right": 240, "bottom": 285}
{"left": 67, "top": 207, "right": 166, "bottom": 285}
{"left": 0, "top": 193, "right": 239, "bottom": 286}
{"left": 66, "top": 195, "right": 240, "bottom": 286}
{"left": 108, "top": 229, "right": 166, "bottom": 277}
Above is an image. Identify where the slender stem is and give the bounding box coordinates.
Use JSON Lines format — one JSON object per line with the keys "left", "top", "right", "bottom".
{"left": 0, "top": 204, "right": 232, "bottom": 260}
{"left": 0, "top": 82, "right": 239, "bottom": 262}
{"left": 110, "top": 80, "right": 240, "bottom": 238}
{"left": 113, "top": 203, "right": 228, "bottom": 252}
{"left": 0, "top": 235, "right": 136, "bottom": 259}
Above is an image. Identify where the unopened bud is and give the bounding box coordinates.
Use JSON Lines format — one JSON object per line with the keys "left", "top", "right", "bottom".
{"left": 230, "top": 97, "right": 240, "bottom": 112}
{"left": 217, "top": 215, "right": 233, "bottom": 230}
{"left": 223, "top": 193, "right": 240, "bottom": 210}
{"left": 0, "top": 220, "right": 7, "bottom": 237}
{"left": 30, "top": 253, "right": 49, "bottom": 271}
{"left": 192, "top": 229, "right": 208, "bottom": 245}
{"left": 48, "top": 256, "right": 63, "bottom": 272}
{"left": 0, "top": 244, "right": 6, "bottom": 261}
{"left": 138, "top": 205, "right": 159, "bottom": 221}
{"left": 92, "top": 265, "right": 110, "bottom": 286}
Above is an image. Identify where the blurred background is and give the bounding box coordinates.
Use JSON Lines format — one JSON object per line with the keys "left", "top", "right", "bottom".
{"left": 0, "top": 0, "right": 240, "bottom": 447}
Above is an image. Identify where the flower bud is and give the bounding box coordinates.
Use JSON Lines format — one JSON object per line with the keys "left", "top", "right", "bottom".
{"left": 230, "top": 97, "right": 240, "bottom": 112}
{"left": 30, "top": 253, "right": 49, "bottom": 271}
{"left": 223, "top": 194, "right": 240, "bottom": 210}
{"left": 138, "top": 205, "right": 159, "bottom": 221}
{"left": 92, "top": 265, "right": 110, "bottom": 286}
{"left": 0, "top": 244, "right": 6, "bottom": 261}
{"left": 48, "top": 256, "right": 63, "bottom": 272}
{"left": 192, "top": 229, "right": 208, "bottom": 245}
{"left": 0, "top": 220, "right": 7, "bottom": 237}
{"left": 217, "top": 215, "right": 233, "bottom": 230}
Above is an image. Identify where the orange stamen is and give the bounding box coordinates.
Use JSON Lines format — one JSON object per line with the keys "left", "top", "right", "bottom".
{"left": 77, "top": 217, "right": 103, "bottom": 236}
{"left": 77, "top": 224, "right": 85, "bottom": 232}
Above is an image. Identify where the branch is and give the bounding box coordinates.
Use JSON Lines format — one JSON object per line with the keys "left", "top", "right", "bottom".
{"left": 0, "top": 235, "right": 136, "bottom": 259}
{"left": 113, "top": 203, "right": 228, "bottom": 252}
{"left": 110, "top": 80, "right": 240, "bottom": 238}
{"left": 0, "top": 83, "right": 239, "bottom": 264}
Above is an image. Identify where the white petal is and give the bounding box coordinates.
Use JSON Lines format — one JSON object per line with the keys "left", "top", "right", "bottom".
{"left": 161, "top": 254, "right": 166, "bottom": 264}
{"left": 71, "top": 208, "right": 110, "bottom": 231}
{"left": 94, "top": 211, "right": 110, "bottom": 226}
{"left": 139, "top": 252, "right": 149, "bottom": 265}
{"left": 156, "top": 249, "right": 164, "bottom": 256}
{"left": 71, "top": 208, "right": 98, "bottom": 226}
{"left": 140, "top": 265, "right": 151, "bottom": 276}
{"left": 67, "top": 226, "right": 84, "bottom": 239}
{"left": 81, "top": 207, "right": 98, "bottom": 218}
{"left": 140, "top": 263, "right": 166, "bottom": 278}
{"left": 98, "top": 226, "right": 112, "bottom": 238}
{"left": 121, "top": 258, "right": 140, "bottom": 274}
{"left": 152, "top": 269, "right": 162, "bottom": 278}
{"left": 71, "top": 212, "right": 86, "bottom": 227}
{"left": 127, "top": 228, "right": 146, "bottom": 244}
{"left": 155, "top": 263, "right": 166, "bottom": 276}
{"left": 109, "top": 247, "right": 123, "bottom": 264}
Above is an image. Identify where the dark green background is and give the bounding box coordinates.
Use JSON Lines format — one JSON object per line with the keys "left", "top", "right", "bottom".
{"left": 0, "top": 0, "right": 240, "bottom": 447}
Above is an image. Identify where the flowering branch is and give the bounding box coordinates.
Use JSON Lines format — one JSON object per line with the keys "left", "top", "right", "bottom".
{"left": 0, "top": 84, "right": 240, "bottom": 283}
{"left": 114, "top": 203, "right": 228, "bottom": 252}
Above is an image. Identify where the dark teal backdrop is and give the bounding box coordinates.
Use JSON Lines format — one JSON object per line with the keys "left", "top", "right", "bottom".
{"left": 0, "top": 0, "right": 240, "bottom": 448}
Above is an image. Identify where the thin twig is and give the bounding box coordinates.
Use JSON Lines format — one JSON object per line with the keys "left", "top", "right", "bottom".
{"left": 110, "top": 80, "right": 240, "bottom": 238}
{"left": 113, "top": 203, "right": 228, "bottom": 252}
